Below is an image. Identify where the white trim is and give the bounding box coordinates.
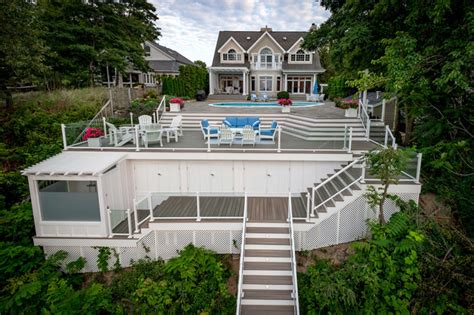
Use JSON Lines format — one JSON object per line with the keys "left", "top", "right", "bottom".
{"left": 287, "top": 37, "right": 305, "bottom": 53}
{"left": 282, "top": 69, "right": 326, "bottom": 73}
{"left": 145, "top": 41, "right": 175, "bottom": 61}
{"left": 33, "top": 236, "right": 140, "bottom": 247}
{"left": 247, "top": 31, "right": 286, "bottom": 53}
{"left": 217, "top": 36, "right": 246, "bottom": 53}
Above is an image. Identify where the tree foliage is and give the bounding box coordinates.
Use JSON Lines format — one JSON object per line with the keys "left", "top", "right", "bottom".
{"left": 161, "top": 61, "right": 209, "bottom": 97}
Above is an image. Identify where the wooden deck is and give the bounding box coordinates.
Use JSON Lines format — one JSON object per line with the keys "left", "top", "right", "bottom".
{"left": 112, "top": 196, "right": 308, "bottom": 233}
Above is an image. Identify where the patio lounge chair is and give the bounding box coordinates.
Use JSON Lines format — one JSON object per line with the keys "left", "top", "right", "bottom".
{"left": 306, "top": 93, "right": 319, "bottom": 102}
{"left": 162, "top": 115, "right": 182, "bottom": 143}
{"left": 251, "top": 94, "right": 258, "bottom": 102}
{"left": 259, "top": 120, "right": 278, "bottom": 143}
{"left": 319, "top": 94, "right": 325, "bottom": 101}
{"left": 200, "top": 119, "right": 220, "bottom": 140}
{"left": 141, "top": 124, "right": 163, "bottom": 147}
{"left": 105, "top": 122, "right": 134, "bottom": 147}
{"left": 138, "top": 115, "right": 153, "bottom": 127}
{"left": 262, "top": 93, "right": 269, "bottom": 102}
{"left": 241, "top": 126, "right": 256, "bottom": 146}
{"left": 218, "top": 127, "right": 234, "bottom": 146}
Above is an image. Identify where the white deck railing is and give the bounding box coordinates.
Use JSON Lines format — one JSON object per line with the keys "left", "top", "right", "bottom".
{"left": 288, "top": 193, "right": 300, "bottom": 315}
{"left": 384, "top": 125, "right": 398, "bottom": 149}
{"left": 155, "top": 95, "right": 167, "bottom": 124}
{"left": 236, "top": 193, "right": 248, "bottom": 315}
{"left": 359, "top": 99, "right": 371, "bottom": 139}
{"left": 107, "top": 207, "right": 133, "bottom": 238}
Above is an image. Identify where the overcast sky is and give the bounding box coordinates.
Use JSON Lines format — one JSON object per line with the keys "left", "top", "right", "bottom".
{"left": 150, "top": 0, "right": 330, "bottom": 66}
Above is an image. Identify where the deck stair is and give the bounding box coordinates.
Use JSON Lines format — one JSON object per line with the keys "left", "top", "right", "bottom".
{"left": 160, "top": 112, "right": 368, "bottom": 142}
{"left": 237, "top": 198, "right": 299, "bottom": 314}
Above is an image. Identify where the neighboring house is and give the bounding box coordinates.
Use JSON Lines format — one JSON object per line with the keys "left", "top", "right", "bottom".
{"left": 118, "top": 41, "right": 194, "bottom": 87}
{"left": 209, "top": 25, "right": 325, "bottom": 97}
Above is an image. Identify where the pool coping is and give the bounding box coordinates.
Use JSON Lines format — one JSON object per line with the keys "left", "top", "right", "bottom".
{"left": 208, "top": 101, "right": 324, "bottom": 108}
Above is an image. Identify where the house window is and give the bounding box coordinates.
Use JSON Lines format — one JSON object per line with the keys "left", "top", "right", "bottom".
{"left": 276, "top": 76, "right": 281, "bottom": 91}
{"left": 144, "top": 45, "right": 150, "bottom": 57}
{"left": 290, "top": 49, "right": 310, "bottom": 62}
{"left": 223, "top": 49, "right": 242, "bottom": 62}
{"left": 287, "top": 76, "right": 312, "bottom": 94}
{"left": 38, "top": 180, "right": 100, "bottom": 222}
{"left": 251, "top": 76, "right": 256, "bottom": 92}
{"left": 144, "top": 73, "right": 155, "bottom": 85}
{"left": 259, "top": 76, "right": 272, "bottom": 92}
{"left": 259, "top": 48, "right": 273, "bottom": 68}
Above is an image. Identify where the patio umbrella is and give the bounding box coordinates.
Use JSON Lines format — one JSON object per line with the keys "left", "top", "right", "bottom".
{"left": 313, "top": 80, "right": 319, "bottom": 95}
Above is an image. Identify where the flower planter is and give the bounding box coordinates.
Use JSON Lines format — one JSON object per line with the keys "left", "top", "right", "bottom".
{"left": 281, "top": 106, "right": 291, "bottom": 113}
{"left": 87, "top": 137, "right": 106, "bottom": 147}
{"left": 345, "top": 108, "right": 357, "bottom": 117}
{"left": 170, "top": 102, "right": 181, "bottom": 112}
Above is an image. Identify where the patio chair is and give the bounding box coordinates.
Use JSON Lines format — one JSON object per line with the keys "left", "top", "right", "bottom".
{"left": 251, "top": 94, "right": 258, "bottom": 102}
{"left": 200, "top": 119, "right": 219, "bottom": 140}
{"left": 262, "top": 93, "right": 269, "bottom": 102}
{"left": 105, "top": 122, "right": 134, "bottom": 147}
{"left": 218, "top": 127, "right": 234, "bottom": 146}
{"left": 259, "top": 120, "right": 278, "bottom": 143}
{"left": 162, "top": 115, "right": 182, "bottom": 143}
{"left": 319, "top": 94, "right": 325, "bottom": 101}
{"left": 241, "top": 126, "right": 256, "bottom": 146}
{"left": 141, "top": 124, "right": 163, "bottom": 147}
{"left": 138, "top": 115, "right": 153, "bottom": 127}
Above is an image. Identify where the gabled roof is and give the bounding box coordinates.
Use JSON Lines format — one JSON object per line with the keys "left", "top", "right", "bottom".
{"left": 148, "top": 41, "right": 193, "bottom": 65}
{"left": 217, "top": 36, "right": 246, "bottom": 53}
{"left": 212, "top": 30, "right": 308, "bottom": 67}
{"left": 148, "top": 60, "right": 182, "bottom": 73}
{"left": 246, "top": 32, "right": 286, "bottom": 54}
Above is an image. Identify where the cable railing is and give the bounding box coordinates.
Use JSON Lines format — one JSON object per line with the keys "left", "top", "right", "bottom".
{"left": 288, "top": 193, "right": 300, "bottom": 315}
{"left": 235, "top": 193, "right": 248, "bottom": 315}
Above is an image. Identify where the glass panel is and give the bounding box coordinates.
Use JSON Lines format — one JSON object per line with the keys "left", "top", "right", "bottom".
{"left": 39, "top": 191, "right": 100, "bottom": 221}
{"left": 288, "top": 81, "right": 293, "bottom": 92}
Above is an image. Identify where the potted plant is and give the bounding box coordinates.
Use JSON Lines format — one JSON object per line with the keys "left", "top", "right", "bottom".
{"left": 335, "top": 98, "right": 358, "bottom": 117}
{"left": 169, "top": 97, "right": 184, "bottom": 112}
{"left": 83, "top": 127, "right": 105, "bottom": 147}
{"left": 278, "top": 98, "right": 293, "bottom": 113}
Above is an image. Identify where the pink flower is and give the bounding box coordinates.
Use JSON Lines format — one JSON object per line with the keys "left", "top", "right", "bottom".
{"left": 278, "top": 98, "right": 293, "bottom": 106}
{"left": 170, "top": 98, "right": 184, "bottom": 105}
{"left": 83, "top": 127, "right": 104, "bottom": 141}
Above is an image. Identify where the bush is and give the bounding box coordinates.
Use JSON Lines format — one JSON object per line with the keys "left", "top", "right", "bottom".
{"left": 277, "top": 91, "right": 290, "bottom": 99}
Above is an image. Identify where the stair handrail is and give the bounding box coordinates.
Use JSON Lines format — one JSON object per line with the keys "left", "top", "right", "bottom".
{"left": 359, "top": 99, "right": 371, "bottom": 139}
{"left": 236, "top": 193, "right": 248, "bottom": 315}
{"left": 155, "top": 95, "right": 167, "bottom": 124}
{"left": 311, "top": 157, "right": 364, "bottom": 214}
{"left": 288, "top": 193, "right": 300, "bottom": 315}
{"left": 384, "top": 125, "right": 398, "bottom": 149}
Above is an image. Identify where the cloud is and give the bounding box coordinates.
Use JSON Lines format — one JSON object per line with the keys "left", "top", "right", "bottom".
{"left": 149, "top": 0, "right": 330, "bottom": 66}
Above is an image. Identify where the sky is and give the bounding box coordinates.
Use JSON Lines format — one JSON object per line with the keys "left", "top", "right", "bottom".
{"left": 149, "top": 0, "right": 330, "bottom": 66}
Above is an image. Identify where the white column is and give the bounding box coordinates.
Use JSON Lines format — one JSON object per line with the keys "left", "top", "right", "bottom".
{"left": 242, "top": 71, "right": 247, "bottom": 95}
{"left": 284, "top": 73, "right": 288, "bottom": 91}
{"left": 209, "top": 70, "right": 214, "bottom": 95}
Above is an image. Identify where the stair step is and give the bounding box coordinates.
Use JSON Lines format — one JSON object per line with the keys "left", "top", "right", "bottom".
{"left": 244, "top": 262, "right": 291, "bottom": 271}
{"left": 246, "top": 233, "right": 290, "bottom": 239}
{"left": 245, "top": 244, "right": 291, "bottom": 250}
{"left": 242, "top": 284, "right": 293, "bottom": 290}
{"left": 243, "top": 289, "right": 293, "bottom": 300}
{"left": 243, "top": 270, "right": 292, "bottom": 276}
{"left": 245, "top": 249, "right": 291, "bottom": 257}
{"left": 243, "top": 275, "right": 293, "bottom": 285}
{"left": 246, "top": 222, "right": 289, "bottom": 228}
{"left": 246, "top": 227, "right": 289, "bottom": 234}
{"left": 246, "top": 238, "right": 290, "bottom": 245}
{"left": 241, "top": 304, "right": 294, "bottom": 315}
{"left": 244, "top": 257, "right": 291, "bottom": 263}
{"left": 241, "top": 299, "right": 294, "bottom": 306}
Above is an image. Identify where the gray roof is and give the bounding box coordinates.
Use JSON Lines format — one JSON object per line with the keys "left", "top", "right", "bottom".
{"left": 211, "top": 30, "right": 323, "bottom": 70}
{"left": 148, "top": 42, "right": 193, "bottom": 65}
{"left": 148, "top": 60, "right": 183, "bottom": 73}
{"left": 282, "top": 57, "right": 323, "bottom": 72}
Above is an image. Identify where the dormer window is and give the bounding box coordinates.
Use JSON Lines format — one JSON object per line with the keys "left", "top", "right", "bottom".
{"left": 144, "top": 44, "right": 151, "bottom": 57}
{"left": 290, "top": 49, "right": 311, "bottom": 62}
{"left": 223, "top": 49, "right": 242, "bottom": 62}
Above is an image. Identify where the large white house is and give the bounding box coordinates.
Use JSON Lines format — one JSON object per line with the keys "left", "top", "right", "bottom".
{"left": 209, "top": 25, "right": 325, "bottom": 98}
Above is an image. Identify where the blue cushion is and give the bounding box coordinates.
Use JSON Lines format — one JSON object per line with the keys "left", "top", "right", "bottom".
{"left": 260, "top": 129, "right": 275, "bottom": 136}
{"left": 224, "top": 117, "right": 238, "bottom": 127}
{"left": 236, "top": 117, "right": 247, "bottom": 127}
{"left": 271, "top": 121, "right": 278, "bottom": 129}
{"left": 201, "top": 119, "right": 209, "bottom": 128}
{"left": 223, "top": 119, "right": 231, "bottom": 127}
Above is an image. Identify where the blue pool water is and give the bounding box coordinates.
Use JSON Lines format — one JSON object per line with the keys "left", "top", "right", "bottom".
{"left": 209, "top": 101, "right": 323, "bottom": 108}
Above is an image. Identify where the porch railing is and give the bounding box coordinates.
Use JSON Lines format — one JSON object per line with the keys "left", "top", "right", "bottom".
{"left": 107, "top": 207, "right": 133, "bottom": 238}
{"left": 384, "top": 125, "right": 398, "bottom": 149}
{"left": 359, "top": 99, "right": 371, "bottom": 139}
{"left": 288, "top": 193, "right": 300, "bottom": 315}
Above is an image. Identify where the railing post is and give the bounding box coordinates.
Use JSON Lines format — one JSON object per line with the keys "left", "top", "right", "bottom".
{"left": 152, "top": 112, "right": 157, "bottom": 124}
{"left": 133, "top": 199, "right": 139, "bottom": 233}
{"left": 196, "top": 192, "right": 201, "bottom": 221}
{"left": 361, "top": 162, "right": 366, "bottom": 184}
{"left": 311, "top": 187, "right": 315, "bottom": 217}
{"left": 130, "top": 112, "right": 133, "bottom": 126}
{"left": 127, "top": 209, "right": 133, "bottom": 238}
{"left": 135, "top": 125, "right": 140, "bottom": 151}
{"left": 61, "top": 124, "right": 68, "bottom": 150}
{"left": 384, "top": 126, "right": 389, "bottom": 148}
{"left": 207, "top": 128, "right": 211, "bottom": 152}
{"left": 343, "top": 124, "right": 348, "bottom": 150}
{"left": 348, "top": 127, "right": 353, "bottom": 153}
{"left": 306, "top": 192, "right": 310, "bottom": 222}
{"left": 366, "top": 118, "right": 371, "bottom": 139}
{"left": 415, "top": 153, "right": 422, "bottom": 184}
{"left": 277, "top": 126, "right": 281, "bottom": 152}
{"left": 107, "top": 207, "right": 113, "bottom": 238}
{"left": 148, "top": 193, "right": 154, "bottom": 222}
{"left": 102, "top": 117, "right": 107, "bottom": 138}
{"left": 381, "top": 99, "right": 386, "bottom": 122}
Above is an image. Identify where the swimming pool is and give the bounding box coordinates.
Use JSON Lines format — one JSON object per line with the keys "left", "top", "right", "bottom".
{"left": 209, "top": 101, "right": 323, "bottom": 108}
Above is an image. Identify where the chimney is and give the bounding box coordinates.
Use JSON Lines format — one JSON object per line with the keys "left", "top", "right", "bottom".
{"left": 309, "top": 23, "right": 317, "bottom": 31}
{"left": 260, "top": 25, "right": 272, "bottom": 32}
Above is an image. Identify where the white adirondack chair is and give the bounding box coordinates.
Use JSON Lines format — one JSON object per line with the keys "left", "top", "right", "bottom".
{"left": 141, "top": 124, "right": 163, "bottom": 147}
{"left": 241, "top": 126, "right": 256, "bottom": 146}
{"left": 105, "top": 122, "right": 134, "bottom": 147}
{"left": 163, "top": 115, "right": 182, "bottom": 143}
{"left": 218, "top": 128, "right": 234, "bottom": 146}
{"left": 138, "top": 115, "right": 153, "bottom": 128}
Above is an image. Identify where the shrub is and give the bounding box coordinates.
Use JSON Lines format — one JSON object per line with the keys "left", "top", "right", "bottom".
{"left": 277, "top": 91, "right": 290, "bottom": 99}
{"left": 334, "top": 98, "right": 358, "bottom": 109}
